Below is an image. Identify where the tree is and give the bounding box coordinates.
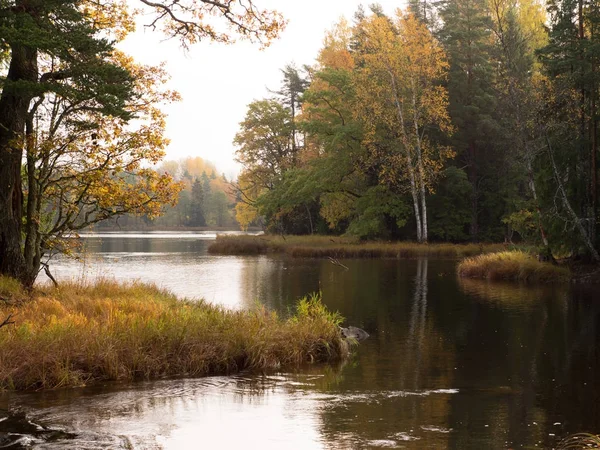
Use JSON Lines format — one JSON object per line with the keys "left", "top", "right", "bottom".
{"left": 188, "top": 178, "right": 206, "bottom": 227}
{"left": 537, "top": 0, "right": 600, "bottom": 260}
{"left": 489, "top": 0, "right": 550, "bottom": 249}
{"left": 437, "top": 0, "right": 499, "bottom": 241}
{"left": 354, "top": 11, "right": 453, "bottom": 242}
{"left": 0, "top": 0, "right": 284, "bottom": 287}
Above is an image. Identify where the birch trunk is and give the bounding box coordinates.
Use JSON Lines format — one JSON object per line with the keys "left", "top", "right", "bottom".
{"left": 390, "top": 71, "right": 423, "bottom": 242}
{"left": 412, "top": 88, "right": 428, "bottom": 243}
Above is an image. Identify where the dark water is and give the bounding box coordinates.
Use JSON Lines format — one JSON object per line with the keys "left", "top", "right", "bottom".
{"left": 2, "top": 233, "right": 600, "bottom": 449}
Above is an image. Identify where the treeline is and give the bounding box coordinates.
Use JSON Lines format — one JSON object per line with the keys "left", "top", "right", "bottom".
{"left": 98, "top": 157, "right": 239, "bottom": 230}
{"left": 234, "top": 0, "right": 600, "bottom": 261}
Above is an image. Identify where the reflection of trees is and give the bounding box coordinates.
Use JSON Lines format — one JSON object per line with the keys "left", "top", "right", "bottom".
{"left": 457, "top": 277, "right": 565, "bottom": 310}
{"left": 406, "top": 258, "right": 429, "bottom": 391}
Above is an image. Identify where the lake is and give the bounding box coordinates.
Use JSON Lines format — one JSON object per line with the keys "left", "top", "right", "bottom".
{"left": 2, "top": 232, "right": 600, "bottom": 449}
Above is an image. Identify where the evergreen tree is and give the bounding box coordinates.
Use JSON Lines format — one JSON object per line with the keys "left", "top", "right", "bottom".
{"left": 0, "top": 0, "right": 136, "bottom": 285}
{"left": 437, "top": 0, "right": 502, "bottom": 241}
{"left": 188, "top": 178, "right": 206, "bottom": 227}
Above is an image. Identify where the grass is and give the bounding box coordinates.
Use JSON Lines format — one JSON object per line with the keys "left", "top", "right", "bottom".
{"left": 557, "top": 433, "right": 600, "bottom": 449}
{"left": 0, "top": 277, "right": 348, "bottom": 391}
{"left": 457, "top": 250, "right": 571, "bottom": 283}
{"left": 208, "top": 235, "right": 506, "bottom": 259}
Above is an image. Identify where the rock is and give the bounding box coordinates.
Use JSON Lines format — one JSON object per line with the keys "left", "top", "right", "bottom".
{"left": 340, "top": 326, "right": 370, "bottom": 341}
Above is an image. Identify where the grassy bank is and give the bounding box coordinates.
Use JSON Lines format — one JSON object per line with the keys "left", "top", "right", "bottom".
{"left": 0, "top": 278, "right": 348, "bottom": 391}
{"left": 457, "top": 251, "right": 571, "bottom": 283}
{"left": 208, "top": 235, "right": 506, "bottom": 259}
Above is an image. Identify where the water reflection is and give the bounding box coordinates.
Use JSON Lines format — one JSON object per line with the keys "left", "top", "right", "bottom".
{"left": 20, "top": 236, "right": 600, "bottom": 448}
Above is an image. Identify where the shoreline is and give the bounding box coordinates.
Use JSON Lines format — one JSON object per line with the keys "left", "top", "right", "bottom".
{"left": 207, "top": 234, "right": 507, "bottom": 259}
{"left": 0, "top": 279, "right": 349, "bottom": 391}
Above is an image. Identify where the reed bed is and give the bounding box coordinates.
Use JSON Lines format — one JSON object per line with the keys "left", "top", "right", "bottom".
{"left": 208, "top": 235, "right": 505, "bottom": 259}
{"left": 0, "top": 278, "right": 348, "bottom": 391}
{"left": 457, "top": 251, "right": 571, "bottom": 283}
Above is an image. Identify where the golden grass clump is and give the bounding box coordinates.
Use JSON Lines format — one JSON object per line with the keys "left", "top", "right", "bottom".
{"left": 209, "top": 235, "right": 505, "bottom": 259}
{"left": 457, "top": 251, "right": 571, "bottom": 283}
{"left": 0, "top": 280, "right": 348, "bottom": 391}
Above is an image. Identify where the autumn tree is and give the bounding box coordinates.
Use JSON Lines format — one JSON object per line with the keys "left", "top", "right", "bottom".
{"left": 0, "top": 0, "right": 284, "bottom": 286}
{"left": 354, "top": 11, "right": 453, "bottom": 243}
{"left": 234, "top": 68, "right": 311, "bottom": 232}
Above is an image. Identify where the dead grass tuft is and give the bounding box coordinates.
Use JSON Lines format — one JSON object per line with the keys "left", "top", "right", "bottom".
{"left": 457, "top": 251, "right": 571, "bottom": 283}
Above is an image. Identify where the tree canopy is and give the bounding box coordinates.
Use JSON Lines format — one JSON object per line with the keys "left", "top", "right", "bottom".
{"left": 0, "top": 0, "right": 285, "bottom": 286}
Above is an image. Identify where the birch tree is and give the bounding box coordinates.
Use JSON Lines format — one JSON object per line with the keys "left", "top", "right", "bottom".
{"left": 354, "top": 11, "right": 453, "bottom": 243}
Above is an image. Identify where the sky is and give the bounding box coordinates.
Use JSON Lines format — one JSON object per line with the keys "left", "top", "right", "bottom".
{"left": 119, "top": 1, "right": 406, "bottom": 178}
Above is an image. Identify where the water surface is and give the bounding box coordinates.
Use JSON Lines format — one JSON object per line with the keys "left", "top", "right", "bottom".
{"left": 3, "top": 233, "right": 600, "bottom": 449}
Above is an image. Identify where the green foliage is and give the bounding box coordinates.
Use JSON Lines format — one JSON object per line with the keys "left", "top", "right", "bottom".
{"left": 428, "top": 167, "right": 473, "bottom": 241}
{"left": 345, "top": 186, "right": 409, "bottom": 239}
{"left": 188, "top": 178, "right": 206, "bottom": 227}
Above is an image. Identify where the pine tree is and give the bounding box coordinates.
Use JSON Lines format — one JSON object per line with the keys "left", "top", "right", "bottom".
{"left": 437, "top": 0, "right": 501, "bottom": 241}
{"left": 188, "top": 178, "right": 207, "bottom": 227}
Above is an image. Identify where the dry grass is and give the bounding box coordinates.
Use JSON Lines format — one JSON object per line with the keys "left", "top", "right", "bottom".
{"left": 557, "top": 433, "right": 600, "bottom": 449}
{"left": 0, "top": 278, "right": 348, "bottom": 391}
{"left": 457, "top": 251, "right": 571, "bottom": 283}
{"left": 208, "top": 235, "right": 505, "bottom": 259}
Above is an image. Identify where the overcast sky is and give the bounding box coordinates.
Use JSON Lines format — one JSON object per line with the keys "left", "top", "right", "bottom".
{"left": 119, "top": 1, "right": 406, "bottom": 178}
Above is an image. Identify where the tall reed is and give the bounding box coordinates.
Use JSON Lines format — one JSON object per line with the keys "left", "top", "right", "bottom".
{"left": 457, "top": 251, "right": 570, "bottom": 283}
{"left": 0, "top": 278, "right": 348, "bottom": 390}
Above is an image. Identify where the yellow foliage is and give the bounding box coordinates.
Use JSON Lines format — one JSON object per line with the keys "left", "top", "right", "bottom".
{"left": 235, "top": 202, "right": 259, "bottom": 231}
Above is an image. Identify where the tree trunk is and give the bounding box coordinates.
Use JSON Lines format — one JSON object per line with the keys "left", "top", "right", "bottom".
{"left": 547, "top": 135, "right": 600, "bottom": 261}
{"left": 0, "top": 39, "right": 38, "bottom": 286}
{"left": 468, "top": 141, "right": 478, "bottom": 241}
{"left": 412, "top": 91, "right": 428, "bottom": 243}
{"left": 389, "top": 71, "right": 423, "bottom": 242}
{"left": 23, "top": 107, "right": 43, "bottom": 287}
{"left": 526, "top": 155, "right": 549, "bottom": 249}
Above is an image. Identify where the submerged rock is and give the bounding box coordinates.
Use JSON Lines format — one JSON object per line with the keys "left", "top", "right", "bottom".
{"left": 0, "top": 411, "right": 76, "bottom": 448}
{"left": 340, "top": 326, "right": 370, "bottom": 341}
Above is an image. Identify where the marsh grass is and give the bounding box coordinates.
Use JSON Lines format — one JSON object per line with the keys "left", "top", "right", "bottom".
{"left": 0, "top": 279, "right": 348, "bottom": 391}
{"left": 209, "top": 235, "right": 505, "bottom": 259}
{"left": 457, "top": 251, "right": 571, "bottom": 283}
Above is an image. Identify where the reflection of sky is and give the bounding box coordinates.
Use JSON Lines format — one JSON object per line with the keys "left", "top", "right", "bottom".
{"left": 47, "top": 234, "right": 264, "bottom": 309}
{"left": 11, "top": 374, "right": 461, "bottom": 449}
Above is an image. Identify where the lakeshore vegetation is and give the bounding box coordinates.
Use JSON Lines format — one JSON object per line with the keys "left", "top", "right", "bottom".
{"left": 208, "top": 234, "right": 506, "bottom": 258}
{"left": 0, "top": 277, "right": 348, "bottom": 391}
{"left": 457, "top": 251, "right": 571, "bottom": 283}
{"left": 231, "top": 1, "right": 600, "bottom": 265}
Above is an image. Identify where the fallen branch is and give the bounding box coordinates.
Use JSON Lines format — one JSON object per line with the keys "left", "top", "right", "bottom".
{"left": 328, "top": 257, "right": 349, "bottom": 271}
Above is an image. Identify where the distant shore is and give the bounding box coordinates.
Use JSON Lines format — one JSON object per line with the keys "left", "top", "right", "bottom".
{"left": 207, "top": 234, "right": 507, "bottom": 258}
{"left": 208, "top": 235, "right": 600, "bottom": 284}
{"left": 90, "top": 226, "right": 261, "bottom": 233}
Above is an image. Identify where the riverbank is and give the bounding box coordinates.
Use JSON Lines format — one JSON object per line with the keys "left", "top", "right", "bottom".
{"left": 0, "top": 278, "right": 348, "bottom": 391}
{"left": 208, "top": 235, "right": 506, "bottom": 258}
{"left": 457, "top": 251, "right": 571, "bottom": 283}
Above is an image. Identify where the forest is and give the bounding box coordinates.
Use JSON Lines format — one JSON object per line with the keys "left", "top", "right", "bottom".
{"left": 233, "top": 0, "right": 600, "bottom": 262}
{"left": 97, "top": 157, "right": 239, "bottom": 230}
